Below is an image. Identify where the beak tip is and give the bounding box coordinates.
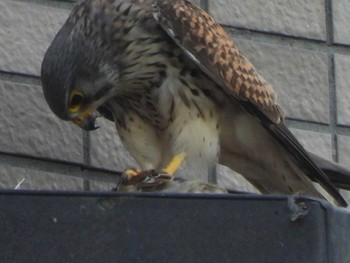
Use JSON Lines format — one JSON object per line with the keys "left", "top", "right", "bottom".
{"left": 82, "top": 123, "right": 99, "bottom": 131}
{"left": 75, "top": 115, "right": 99, "bottom": 131}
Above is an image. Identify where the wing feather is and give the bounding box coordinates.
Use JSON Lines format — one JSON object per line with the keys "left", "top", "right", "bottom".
{"left": 153, "top": 0, "right": 347, "bottom": 206}
{"left": 153, "top": 0, "right": 283, "bottom": 124}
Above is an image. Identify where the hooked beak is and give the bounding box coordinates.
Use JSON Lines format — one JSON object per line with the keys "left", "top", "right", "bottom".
{"left": 72, "top": 111, "right": 100, "bottom": 131}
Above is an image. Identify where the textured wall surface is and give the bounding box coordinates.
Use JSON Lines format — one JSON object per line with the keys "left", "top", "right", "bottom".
{"left": 0, "top": 0, "right": 349, "bottom": 202}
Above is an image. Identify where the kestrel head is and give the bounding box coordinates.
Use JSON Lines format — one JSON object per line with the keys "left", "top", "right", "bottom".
{"left": 41, "top": 1, "right": 119, "bottom": 130}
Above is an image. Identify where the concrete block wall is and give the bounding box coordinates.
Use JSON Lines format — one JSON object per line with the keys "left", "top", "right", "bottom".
{"left": 1, "top": 0, "right": 350, "bottom": 201}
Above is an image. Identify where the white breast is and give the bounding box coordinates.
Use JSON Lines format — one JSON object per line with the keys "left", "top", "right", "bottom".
{"left": 156, "top": 73, "right": 221, "bottom": 182}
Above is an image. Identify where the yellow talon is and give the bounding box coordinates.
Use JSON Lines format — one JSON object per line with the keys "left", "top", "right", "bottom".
{"left": 121, "top": 168, "right": 144, "bottom": 186}
{"left": 123, "top": 168, "right": 141, "bottom": 180}
{"left": 162, "top": 152, "right": 186, "bottom": 175}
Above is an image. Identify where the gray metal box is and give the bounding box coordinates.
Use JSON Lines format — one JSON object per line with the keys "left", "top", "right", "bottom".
{"left": 0, "top": 191, "right": 349, "bottom": 262}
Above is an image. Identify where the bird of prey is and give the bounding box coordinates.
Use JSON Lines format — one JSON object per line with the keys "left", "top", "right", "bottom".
{"left": 41, "top": 0, "right": 347, "bottom": 206}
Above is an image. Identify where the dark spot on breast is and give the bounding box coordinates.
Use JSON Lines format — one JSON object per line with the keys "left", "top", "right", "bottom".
{"left": 190, "top": 69, "right": 199, "bottom": 78}
{"left": 122, "top": 5, "right": 132, "bottom": 16}
{"left": 153, "top": 37, "right": 165, "bottom": 43}
{"left": 137, "top": 76, "right": 154, "bottom": 81}
{"left": 164, "top": 50, "right": 175, "bottom": 57}
{"left": 115, "top": 2, "right": 122, "bottom": 12}
{"left": 159, "top": 70, "right": 167, "bottom": 77}
{"left": 149, "top": 80, "right": 161, "bottom": 89}
{"left": 179, "top": 78, "right": 190, "bottom": 88}
{"left": 192, "top": 99, "right": 205, "bottom": 119}
{"left": 282, "top": 174, "right": 287, "bottom": 182}
{"left": 147, "top": 62, "right": 166, "bottom": 68}
{"left": 178, "top": 90, "right": 191, "bottom": 108}
{"left": 146, "top": 101, "right": 155, "bottom": 110}
{"left": 123, "top": 26, "right": 133, "bottom": 35}
{"left": 177, "top": 54, "right": 185, "bottom": 63}
{"left": 169, "top": 99, "right": 175, "bottom": 122}
{"left": 190, "top": 89, "right": 200, "bottom": 96}
{"left": 180, "top": 68, "right": 187, "bottom": 76}
{"left": 201, "top": 89, "right": 211, "bottom": 98}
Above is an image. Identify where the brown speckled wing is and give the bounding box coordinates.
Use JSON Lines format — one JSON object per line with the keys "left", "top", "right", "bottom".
{"left": 153, "top": 0, "right": 283, "bottom": 124}
{"left": 153, "top": 0, "right": 347, "bottom": 207}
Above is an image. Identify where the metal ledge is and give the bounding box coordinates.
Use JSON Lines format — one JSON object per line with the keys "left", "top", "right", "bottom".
{"left": 0, "top": 191, "right": 349, "bottom": 263}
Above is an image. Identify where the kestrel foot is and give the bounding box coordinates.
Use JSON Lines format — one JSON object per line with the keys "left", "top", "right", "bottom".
{"left": 136, "top": 171, "right": 174, "bottom": 191}
{"left": 121, "top": 168, "right": 144, "bottom": 186}
{"left": 116, "top": 153, "right": 186, "bottom": 191}
{"left": 116, "top": 169, "right": 173, "bottom": 191}
{"left": 288, "top": 193, "right": 309, "bottom": 222}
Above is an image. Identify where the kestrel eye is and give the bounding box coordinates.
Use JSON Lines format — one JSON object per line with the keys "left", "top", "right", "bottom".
{"left": 69, "top": 91, "right": 84, "bottom": 112}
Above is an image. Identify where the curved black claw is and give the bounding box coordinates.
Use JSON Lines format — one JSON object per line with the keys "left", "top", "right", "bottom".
{"left": 115, "top": 169, "right": 174, "bottom": 192}
{"left": 137, "top": 172, "right": 173, "bottom": 190}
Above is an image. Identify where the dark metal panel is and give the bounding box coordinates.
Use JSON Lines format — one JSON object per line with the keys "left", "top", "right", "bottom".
{"left": 0, "top": 191, "right": 348, "bottom": 263}
{"left": 326, "top": 205, "right": 350, "bottom": 263}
